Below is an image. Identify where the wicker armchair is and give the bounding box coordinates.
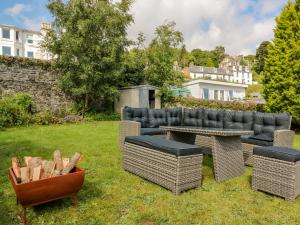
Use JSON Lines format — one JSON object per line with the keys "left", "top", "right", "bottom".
{"left": 243, "top": 129, "right": 295, "bottom": 166}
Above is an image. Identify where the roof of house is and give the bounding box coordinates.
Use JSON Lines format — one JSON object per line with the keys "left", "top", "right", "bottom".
{"left": 119, "top": 84, "right": 158, "bottom": 90}
{"left": 183, "top": 78, "right": 248, "bottom": 88}
{"left": 0, "top": 24, "right": 41, "bottom": 35}
{"left": 189, "top": 66, "right": 233, "bottom": 76}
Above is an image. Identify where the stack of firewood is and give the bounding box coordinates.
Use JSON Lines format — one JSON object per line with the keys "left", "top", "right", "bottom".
{"left": 11, "top": 150, "right": 81, "bottom": 184}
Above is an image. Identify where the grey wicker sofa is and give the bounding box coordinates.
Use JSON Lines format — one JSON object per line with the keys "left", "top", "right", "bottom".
{"left": 123, "top": 135, "right": 203, "bottom": 194}
{"left": 120, "top": 106, "right": 295, "bottom": 166}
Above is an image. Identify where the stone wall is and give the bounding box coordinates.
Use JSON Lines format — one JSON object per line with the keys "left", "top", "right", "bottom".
{"left": 0, "top": 62, "right": 71, "bottom": 112}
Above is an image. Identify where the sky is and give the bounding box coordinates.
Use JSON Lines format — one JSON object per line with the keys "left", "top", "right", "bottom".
{"left": 0, "top": 0, "right": 288, "bottom": 55}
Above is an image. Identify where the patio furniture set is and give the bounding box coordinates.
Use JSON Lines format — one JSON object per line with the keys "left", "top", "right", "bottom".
{"left": 120, "top": 106, "right": 300, "bottom": 201}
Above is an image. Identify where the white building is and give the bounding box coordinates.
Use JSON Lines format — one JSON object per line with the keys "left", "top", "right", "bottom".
{"left": 183, "top": 79, "right": 248, "bottom": 101}
{"left": 0, "top": 23, "right": 51, "bottom": 60}
{"left": 219, "top": 56, "right": 253, "bottom": 85}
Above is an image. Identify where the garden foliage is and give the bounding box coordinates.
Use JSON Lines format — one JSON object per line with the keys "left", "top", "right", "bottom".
{"left": 263, "top": 0, "right": 300, "bottom": 125}
{"left": 167, "top": 97, "right": 261, "bottom": 112}
{"left": 0, "top": 93, "right": 33, "bottom": 128}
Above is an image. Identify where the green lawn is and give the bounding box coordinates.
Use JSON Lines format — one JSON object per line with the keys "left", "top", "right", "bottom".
{"left": 0, "top": 122, "right": 300, "bottom": 225}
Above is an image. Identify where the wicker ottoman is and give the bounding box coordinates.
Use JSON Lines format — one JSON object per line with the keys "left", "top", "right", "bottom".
{"left": 252, "top": 146, "right": 300, "bottom": 201}
{"left": 123, "top": 135, "right": 203, "bottom": 195}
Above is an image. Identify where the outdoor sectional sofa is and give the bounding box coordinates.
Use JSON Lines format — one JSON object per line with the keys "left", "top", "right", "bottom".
{"left": 119, "top": 106, "right": 295, "bottom": 166}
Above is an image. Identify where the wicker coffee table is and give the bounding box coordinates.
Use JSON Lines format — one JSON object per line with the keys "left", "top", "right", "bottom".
{"left": 160, "top": 126, "right": 253, "bottom": 182}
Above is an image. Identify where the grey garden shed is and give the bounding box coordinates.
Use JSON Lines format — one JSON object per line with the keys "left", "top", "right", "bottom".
{"left": 114, "top": 85, "right": 161, "bottom": 113}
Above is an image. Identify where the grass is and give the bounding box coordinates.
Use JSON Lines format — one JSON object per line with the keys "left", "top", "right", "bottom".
{"left": 0, "top": 122, "right": 300, "bottom": 225}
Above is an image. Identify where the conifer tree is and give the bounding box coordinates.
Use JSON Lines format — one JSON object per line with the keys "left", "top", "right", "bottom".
{"left": 263, "top": 0, "right": 300, "bottom": 124}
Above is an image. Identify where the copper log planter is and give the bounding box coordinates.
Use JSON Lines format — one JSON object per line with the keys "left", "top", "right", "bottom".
{"left": 9, "top": 167, "right": 85, "bottom": 207}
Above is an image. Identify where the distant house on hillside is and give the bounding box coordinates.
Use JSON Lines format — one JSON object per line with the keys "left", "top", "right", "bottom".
{"left": 181, "top": 55, "right": 253, "bottom": 101}
{"left": 183, "top": 79, "right": 248, "bottom": 101}
{"left": 0, "top": 23, "right": 52, "bottom": 60}
{"left": 219, "top": 56, "right": 252, "bottom": 85}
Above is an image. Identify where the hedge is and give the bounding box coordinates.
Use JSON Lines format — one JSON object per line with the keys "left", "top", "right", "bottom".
{"left": 166, "top": 97, "right": 263, "bottom": 111}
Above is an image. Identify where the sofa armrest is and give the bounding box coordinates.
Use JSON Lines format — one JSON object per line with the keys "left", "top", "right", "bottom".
{"left": 119, "top": 120, "right": 141, "bottom": 150}
{"left": 274, "top": 129, "right": 295, "bottom": 148}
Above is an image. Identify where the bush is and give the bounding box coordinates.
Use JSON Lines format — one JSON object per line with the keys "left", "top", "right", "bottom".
{"left": 0, "top": 93, "right": 33, "bottom": 128}
{"left": 85, "top": 112, "right": 121, "bottom": 121}
{"left": 33, "top": 111, "right": 61, "bottom": 125}
{"left": 166, "top": 97, "right": 262, "bottom": 111}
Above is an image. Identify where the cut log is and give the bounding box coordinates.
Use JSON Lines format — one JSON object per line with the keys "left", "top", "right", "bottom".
{"left": 62, "top": 158, "right": 70, "bottom": 168}
{"left": 29, "top": 157, "right": 42, "bottom": 181}
{"left": 32, "top": 166, "right": 42, "bottom": 181}
{"left": 41, "top": 161, "right": 55, "bottom": 179}
{"left": 62, "top": 152, "right": 81, "bottom": 175}
{"left": 53, "top": 150, "right": 63, "bottom": 172}
{"left": 12, "top": 158, "right": 21, "bottom": 183}
{"left": 20, "top": 167, "right": 29, "bottom": 183}
{"left": 24, "top": 156, "right": 32, "bottom": 167}
{"left": 31, "top": 157, "right": 42, "bottom": 167}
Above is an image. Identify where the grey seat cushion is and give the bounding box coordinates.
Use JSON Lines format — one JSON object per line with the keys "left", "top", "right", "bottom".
{"left": 253, "top": 112, "right": 290, "bottom": 137}
{"left": 166, "top": 108, "right": 182, "bottom": 126}
{"left": 253, "top": 146, "right": 300, "bottom": 162}
{"left": 148, "top": 109, "right": 167, "bottom": 128}
{"left": 141, "top": 128, "right": 166, "bottom": 136}
{"left": 123, "top": 106, "right": 149, "bottom": 128}
{"left": 125, "top": 135, "right": 202, "bottom": 156}
{"left": 183, "top": 108, "right": 203, "bottom": 127}
{"left": 241, "top": 134, "right": 273, "bottom": 146}
{"left": 224, "top": 111, "right": 254, "bottom": 130}
{"left": 203, "top": 109, "right": 224, "bottom": 128}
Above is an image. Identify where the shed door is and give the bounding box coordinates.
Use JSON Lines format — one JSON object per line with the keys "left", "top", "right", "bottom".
{"left": 149, "top": 90, "right": 155, "bottom": 109}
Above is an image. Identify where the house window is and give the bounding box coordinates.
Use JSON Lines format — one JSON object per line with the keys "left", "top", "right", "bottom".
{"left": 2, "top": 46, "right": 11, "bottom": 56}
{"left": 214, "top": 90, "right": 219, "bottom": 100}
{"left": 16, "top": 31, "right": 19, "bottom": 41}
{"left": 2, "top": 29, "right": 10, "bottom": 39}
{"left": 16, "top": 49, "right": 20, "bottom": 56}
{"left": 27, "top": 35, "right": 33, "bottom": 44}
{"left": 229, "top": 90, "right": 233, "bottom": 100}
{"left": 27, "top": 51, "right": 34, "bottom": 58}
{"left": 203, "top": 88, "right": 209, "bottom": 99}
{"left": 220, "top": 90, "right": 224, "bottom": 101}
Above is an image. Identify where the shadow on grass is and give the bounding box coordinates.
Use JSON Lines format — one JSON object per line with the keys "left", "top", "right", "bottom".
{"left": 32, "top": 179, "right": 104, "bottom": 214}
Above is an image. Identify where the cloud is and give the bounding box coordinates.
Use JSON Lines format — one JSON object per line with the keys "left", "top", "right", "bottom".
{"left": 127, "top": 0, "right": 287, "bottom": 54}
{"left": 21, "top": 16, "right": 46, "bottom": 31}
{"left": 4, "top": 3, "right": 31, "bottom": 17}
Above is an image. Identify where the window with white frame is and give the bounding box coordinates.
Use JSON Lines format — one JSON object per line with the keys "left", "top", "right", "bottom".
{"left": 16, "top": 31, "right": 19, "bottom": 41}
{"left": 2, "top": 29, "right": 10, "bottom": 39}
{"left": 220, "top": 90, "right": 224, "bottom": 101}
{"left": 229, "top": 90, "right": 233, "bottom": 100}
{"left": 2, "top": 46, "right": 11, "bottom": 56}
{"left": 214, "top": 90, "right": 219, "bottom": 100}
{"left": 27, "top": 35, "right": 33, "bottom": 44}
{"left": 203, "top": 88, "right": 209, "bottom": 99}
{"left": 27, "top": 51, "right": 34, "bottom": 58}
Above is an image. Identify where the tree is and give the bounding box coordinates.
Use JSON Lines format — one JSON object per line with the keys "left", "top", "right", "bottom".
{"left": 255, "top": 41, "right": 271, "bottom": 74}
{"left": 211, "top": 46, "right": 226, "bottom": 66}
{"left": 189, "top": 46, "right": 225, "bottom": 67}
{"left": 120, "top": 33, "right": 147, "bottom": 86}
{"left": 43, "top": 0, "right": 133, "bottom": 114}
{"left": 145, "top": 21, "right": 184, "bottom": 99}
{"left": 263, "top": 0, "right": 300, "bottom": 124}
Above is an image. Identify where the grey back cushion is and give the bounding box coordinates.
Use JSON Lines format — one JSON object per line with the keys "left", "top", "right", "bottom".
{"left": 122, "top": 106, "right": 149, "bottom": 128}
{"left": 253, "top": 112, "right": 290, "bottom": 136}
{"left": 166, "top": 108, "right": 182, "bottom": 126}
{"left": 183, "top": 108, "right": 203, "bottom": 127}
{"left": 224, "top": 111, "right": 254, "bottom": 130}
{"left": 203, "top": 109, "right": 224, "bottom": 128}
{"left": 148, "top": 109, "right": 167, "bottom": 128}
